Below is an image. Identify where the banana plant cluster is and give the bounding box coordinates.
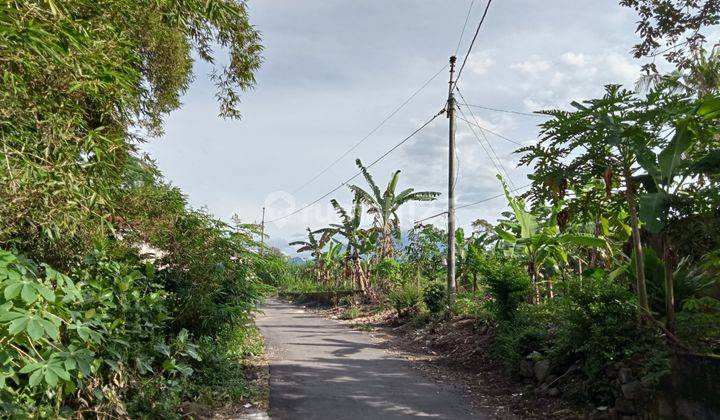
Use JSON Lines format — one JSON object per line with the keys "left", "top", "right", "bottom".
{"left": 290, "top": 160, "right": 439, "bottom": 294}
{"left": 491, "top": 177, "right": 607, "bottom": 303}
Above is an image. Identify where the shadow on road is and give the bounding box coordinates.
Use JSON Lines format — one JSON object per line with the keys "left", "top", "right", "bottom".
{"left": 256, "top": 300, "right": 489, "bottom": 420}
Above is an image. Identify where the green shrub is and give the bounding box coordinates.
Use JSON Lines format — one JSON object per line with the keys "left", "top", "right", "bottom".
{"left": 390, "top": 284, "right": 421, "bottom": 317}
{"left": 491, "top": 302, "right": 555, "bottom": 369}
{"left": 187, "top": 324, "right": 264, "bottom": 406}
{"left": 480, "top": 257, "right": 531, "bottom": 320}
{"left": 154, "top": 210, "right": 264, "bottom": 336}
{"left": 377, "top": 258, "right": 402, "bottom": 283}
{"left": 552, "top": 277, "right": 645, "bottom": 366}
{"left": 452, "top": 292, "right": 491, "bottom": 320}
{"left": 254, "top": 252, "right": 290, "bottom": 288}
{"left": 0, "top": 248, "right": 199, "bottom": 417}
{"left": 423, "top": 282, "right": 446, "bottom": 313}
{"left": 339, "top": 305, "right": 361, "bottom": 320}
{"left": 126, "top": 376, "right": 186, "bottom": 419}
{"left": 0, "top": 240, "right": 268, "bottom": 417}
{"left": 552, "top": 276, "right": 666, "bottom": 403}
{"left": 338, "top": 295, "right": 355, "bottom": 307}
{"left": 675, "top": 297, "right": 720, "bottom": 352}
{"left": 491, "top": 274, "right": 668, "bottom": 405}
{"left": 643, "top": 249, "right": 718, "bottom": 318}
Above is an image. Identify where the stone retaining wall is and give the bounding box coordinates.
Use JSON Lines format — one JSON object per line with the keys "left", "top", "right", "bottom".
{"left": 647, "top": 352, "right": 720, "bottom": 419}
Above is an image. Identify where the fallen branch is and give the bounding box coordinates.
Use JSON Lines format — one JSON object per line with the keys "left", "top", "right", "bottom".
{"left": 540, "top": 364, "right": 578, "bottom": 390}
{"left": 643, "top": 312, "right": 690, "bottom": 351}
{"left": 632, "top": 303, "right": 690, "bottom": 351}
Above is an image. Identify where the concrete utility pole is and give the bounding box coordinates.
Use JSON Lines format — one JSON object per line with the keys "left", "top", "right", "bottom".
{"left": 447, "top": 56, "right": 457, "bottom": 305}
{"left": 260, "top": 207, "right": 266, "bottom": 256}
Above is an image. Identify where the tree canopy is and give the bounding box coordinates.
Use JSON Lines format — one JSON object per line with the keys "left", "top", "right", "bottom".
{"left": 0, "top": 0, "right": 262, "bottom": 262}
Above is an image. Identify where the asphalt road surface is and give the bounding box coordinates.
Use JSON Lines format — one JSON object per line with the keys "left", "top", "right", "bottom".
{"left": 256, "top": 300, "right": 487, "bottom": 419}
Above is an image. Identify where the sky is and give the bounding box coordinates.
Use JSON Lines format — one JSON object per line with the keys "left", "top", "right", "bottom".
{"left": 140, "top": 0, "right": 652, "bottom": 255}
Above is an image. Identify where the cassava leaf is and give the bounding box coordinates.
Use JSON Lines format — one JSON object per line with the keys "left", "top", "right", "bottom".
{"left": 26, "top": 318, "right": 45, "bottom": 341}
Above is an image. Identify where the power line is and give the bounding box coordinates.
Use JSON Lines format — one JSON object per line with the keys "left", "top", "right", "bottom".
{"left": 413, "top": 210, "right": 447, "bottom": 225}
{"left": 290, "top": 64, "right": 449, "bottom": 194}
{"left": 454, "top": 89, "right": 527, "bottom": 148}
{"left": 267, "top": 108, "right": 446, "bottom": 223}
{"left": 456, "top": 115, "right": 524, "bottom": 147}
{"left": 649, "top": 39, "right": 691, "bottom": 57}
{"left": 463, "top": 103, "right": 548, "bottom": 118}
{"left": 454, "top": 0, "right": 477, "bottom": 56}
{"left": 413, "top": 183, "right": 531, "bottom": 224}
{"left": 454, "top": 0, "right": 493, "bottom": 87}
{"left": 455, "top": 90, "right": 516, "bottom": 188}
{"left": 457, "top": 182, "right": 531, "bottom": 209}
{"left": 450, "top": 0, "right": 482, "bottom": 194}
{"left": 456, "top": 108, "right": 511, "bottom": 185}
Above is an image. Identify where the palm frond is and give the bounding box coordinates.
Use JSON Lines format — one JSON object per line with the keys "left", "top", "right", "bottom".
{"left": 296, "top": 245, "right": 313, "bottom": 253}
{"left": 395, "top": 189, "right": 440, "bottom": 206}
{"left": 351, "top": 196, "right": 363, "bottom": 227}
{"left": 355, "top": 159, "right": 383, "bottom": 201}
{"left": 330, "top": 199, "right": 350, "bottom": 223}
{"left": 317, "top": 228, "right": 335, "bottom": 246}
{"left": 384, "top": 170, "right": 401, "bottom": 202}
{"left": 288, "top": 240, "right": 309, "bottom": 246}
{"left": 349, "top": 185, "right": 377, "bottom": 207}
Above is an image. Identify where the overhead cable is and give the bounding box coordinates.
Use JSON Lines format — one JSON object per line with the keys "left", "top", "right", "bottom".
{"left": 412, "top": 183, "right": 531, "bottom": 224}
{"left": 464, "top": 103, "right": 548, "bottom": 118}
{"left": 267, "top": 108, "right": 446, "bottom": 223}
{"left": 290, "top": 64, "right": 449, "bottom": 194}
{"left": 454, "top": 0, "right": 493, "bottom": 87}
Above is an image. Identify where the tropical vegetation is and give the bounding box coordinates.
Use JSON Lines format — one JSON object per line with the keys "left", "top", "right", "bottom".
{"left": 2, "top": 0, "right": 720, "bottom": 417}
{"left": 284, "top": 0, "right": 720, "bottom": 409}
{"left": 0, "top": 0, "right": 272, "bottom": 416}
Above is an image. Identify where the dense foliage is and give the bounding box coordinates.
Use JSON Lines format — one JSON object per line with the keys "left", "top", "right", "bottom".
{"left": 0, "top": 0, "right": 261, "bottom": 264}
{"left": 2, "top": 0, "right": 719, "bottom": 416}
{"left": 422, "top": 283, "right": 447, "bottom": 314}
{"left": 0, "top": 0, "right": 272, "bottom": 416}
{"left": 478, "top": 255, "right": 532, "bottom": 321}
{"left": 0, "top": 171, "right": 276, "bottom": 416}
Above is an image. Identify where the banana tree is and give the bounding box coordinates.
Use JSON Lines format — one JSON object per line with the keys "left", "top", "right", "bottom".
{"left": 454, "top": 227, "right": 489, "bottom": 293}
{"left": 318, "top": 197, "right": 371, "bottom": 293}
{"left": 350, "top": 159, "right": 439, "bottom": 260}
{"left": 319, "top": 239, "right": 345, "bottom": 288}
{"left": 288, "top": 228, "right": 333, "bottom": 283}
{"left": 355, "top": 228, "right": 380, "bottom": 290}
{"left": 634, "top": 94, "right": 720, "bottom": 328}
{"left": 494, "top": 176, "right": 607, "bottom": 303}
{"left": 459, "top": 231, "right": 492, "bottom": 294}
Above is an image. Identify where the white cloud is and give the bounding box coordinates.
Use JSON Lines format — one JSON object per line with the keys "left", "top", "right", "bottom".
{"left": 146, "top": 1, "right": 651, "bottom": 249}
{"left": 522, "top": 97, "right": 551, "bottom": 112}
{"left": 604, "top": 52, "right": 640, "bottom": 83}
{"left": 561, "top": 52, "right": 587, "bottom": 67}
{"left": 517, "top": 51, "right": 641, "bottom": 112}
{"left": 466, "top": 51, "right": 495, "bottom": 76}
{"left": 511, "top": 58, "right": 553, "bottom": 74}
{"left": 548, "top": 71, "right": 568, "bottom": 88}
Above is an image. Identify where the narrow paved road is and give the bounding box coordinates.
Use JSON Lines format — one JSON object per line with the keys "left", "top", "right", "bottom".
{"left": 256, "top": 300, "right": 487, "bottom": 419}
